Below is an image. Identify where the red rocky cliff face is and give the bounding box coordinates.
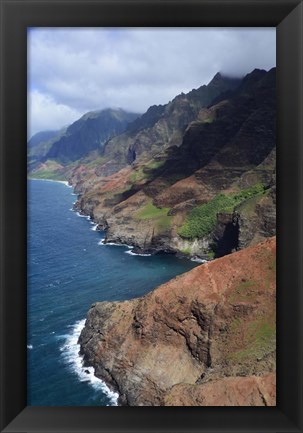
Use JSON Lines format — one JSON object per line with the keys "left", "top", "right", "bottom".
{"left": 79, "top": 237, "right": 276, "bottom": 406}
{"left": 164, "top": 373, "right": 276, "bottom": 406}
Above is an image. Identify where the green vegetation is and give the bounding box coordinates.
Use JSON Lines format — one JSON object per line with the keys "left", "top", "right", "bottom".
{"left": 229, "top": 317, "right": 243, "bottom": 334}
{"left": 136, "top": 202, "right": 170, "bottom": 219}
{"left": 203, "top": 117, "right": 214, "bottom": 123}
{"left": 264, "top": 257, "right": 276, "bottom": 292}
{"left": 269, "top": 257, "right": 276, "bottom": 272}
{"left": 236, "top": 185, "right": 270, "bottom": 217}
{"left": 229, "top": 316, "right": 276, "bottom": 362}
{"left": 179, "top": 183, "right": 266, "bottom": 240}
{"left": 180, "top": 247, "right": 191, "bottom": 255}
{"left": 207, "top": 251, "right": 215, "bottom": 260}
{"left": 29, "top": 159, "right": 66, "bottom": 181}
{"left": 129, "top": 167, "right": 147, "bottom": 183}
{"left": 29, "top": 170, "right": 66, "bottom": 181}
{"left": 156, "top": 215, "right": 173, "bottom": 231}
{"left": 83, "top": 156, "right": 108, "bottom": 169}
{"left": 144, "top": 160, "right": 165, "bottom": 171}
{"left": 229, "top": 279, "right": 256, "bottom": 303}
{"left": 129, "top": 160, "right": 165, "bottom": 184}
{"left": 135, "top": 201, "right": 172, "bottom": 231}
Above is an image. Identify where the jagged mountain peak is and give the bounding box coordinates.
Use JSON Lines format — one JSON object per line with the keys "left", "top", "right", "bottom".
{"left": 208, "top": 71, "right": 223, "bottom": 84}
{"left": 207, "top": 71, "right": 242, "bottom": 87}
{"left": 80, "top": 107, "right": 138, "bottom": 122}
{"left": 124, "top": 73, "right": 242, "bottom": 139}
{"left": 29, "top": 108, "right": 141, "bottom": 166}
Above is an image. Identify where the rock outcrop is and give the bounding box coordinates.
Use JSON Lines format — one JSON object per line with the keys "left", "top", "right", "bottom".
{"left": 29, "top": 108, "right": 140, "bottom": 167}
{"left": 28, "top": 69, "right": 276, "bottom": 260}
{"left": 163, "top": 373, "right": 276, "bottom": 406}
{"left": 71, "top": 68, "right": 276, "bottom": 259}
{"left": 79, "top": 237, "right": 276, "bottom": 406}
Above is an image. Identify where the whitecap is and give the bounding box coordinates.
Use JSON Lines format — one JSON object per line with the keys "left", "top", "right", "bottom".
{"left": 59, "top": 319, "right": 119, "bottom": 406}
{"left": 98, "top": 239, "right": 134, "bottom": 249}
{"left": 27, "top": 344, "right": 33, "bottom": 349}
{"left": 190, "top": 257, "right": 207, "bottom": 263}
{"left": 32, "top": 179, "right": 72, "bottom": 187}
{"left": 125, "top": 250, "right": 152, "bottom": 257}
{"left": 75, "top": 212, "right": 88, "bottom": 218}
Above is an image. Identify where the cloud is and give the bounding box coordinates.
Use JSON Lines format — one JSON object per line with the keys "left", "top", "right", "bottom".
{"left": 28, "top": 90, "right": 81, "bottom": 136}
{"left": 28, "top": 27, "right": 276, "bottom": 137}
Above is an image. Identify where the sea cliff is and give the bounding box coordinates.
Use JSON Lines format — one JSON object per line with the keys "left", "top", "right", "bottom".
{"left": 79, "top": 236, "right": 276, "bottom": 406}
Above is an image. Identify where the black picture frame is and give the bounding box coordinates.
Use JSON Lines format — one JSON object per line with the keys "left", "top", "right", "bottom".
{"left": 0, "top": 0, "right": 302, "bottom": 432}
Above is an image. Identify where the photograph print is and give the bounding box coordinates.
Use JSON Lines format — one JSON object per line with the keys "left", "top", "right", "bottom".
{"left": 27, "top": 27, "right": 276, "bottom": 406}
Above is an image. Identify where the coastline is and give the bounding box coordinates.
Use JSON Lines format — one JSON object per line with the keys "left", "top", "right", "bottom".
{"left": 29, "top": 176, "right": 213, "bottom": 267}
{"left": 61, "top": 319, "right": 119, "bottom": 406}
{"left": 29, "top": 177, "right": 72, "bottom": 187}
{"left": 66, "top": 180, "right": 206, "bottom": 404}
{"left": 78, "top": 237, "right": 276, "bottom": 406}
{"left": 28, "top": 174, "right": 276, "bottom": 406}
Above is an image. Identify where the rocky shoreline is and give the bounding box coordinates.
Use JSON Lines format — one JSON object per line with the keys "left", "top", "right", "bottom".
{"left": 58, "top": 68, "right": 276, "bottom": 262}
{"left": 72, "top": 196, "right": 209, "bottom": 261}
{"left": 28, "top": 67, "right": 277, "bottom": 406}
{"left": 72, "top": 184, "right": 275, "bottom": 263}
{"left": 78, "top": 237, "right": 276, "bottom": 406}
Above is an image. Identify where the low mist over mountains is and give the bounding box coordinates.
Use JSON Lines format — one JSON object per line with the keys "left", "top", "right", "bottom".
{"left": 28, "top": 68, "right": 276, "bottom": 260}
{"left": 28, "top": 67, "right": 276, "bottom": 406}
{"left": 28, "top": 108, "right": 140, "bottom": 168}
{"left": 28, "top": 73, "right": 240, "bottom": 171}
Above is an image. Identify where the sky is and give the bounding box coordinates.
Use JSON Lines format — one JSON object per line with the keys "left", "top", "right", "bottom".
{"left": 28, "top": 27, "right": 276, "bottom": 138}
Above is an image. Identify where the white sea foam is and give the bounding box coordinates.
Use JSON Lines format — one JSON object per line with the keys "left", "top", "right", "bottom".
{"left": 91, "top": 224, "right": 99, "bottom": 231}
{"left": 190, "top": 257, "right": 207, "bottom": 263}
{"left": 60, "top": 181, "right": 72, "bottom": 187}
{"left": 60, "top": 319, "right": 119, "bottom": 406}
{"left": 125, "top": 250, "right": 152, "bottom": 257}
{"left": 75, "top": 211, "right": 88, "bottom": 218}
{"left": 31, "top": 178, "right": 72, "bottom": 187}
{"left": 27, "top": 344, "right": 33, "bottom": 349}
{"left": 98, "top": 239, "right": 133, "bottom": 249}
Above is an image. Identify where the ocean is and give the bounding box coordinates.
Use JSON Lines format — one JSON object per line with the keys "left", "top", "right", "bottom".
{"left": 27, "top": 179, "right": 198, "bottom": 406}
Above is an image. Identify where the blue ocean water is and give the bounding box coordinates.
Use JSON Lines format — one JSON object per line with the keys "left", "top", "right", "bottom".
{"left": 27, "top": 179, "right": 198, "bottom": 406}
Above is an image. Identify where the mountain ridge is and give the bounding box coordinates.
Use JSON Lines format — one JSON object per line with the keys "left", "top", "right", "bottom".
{"left": 28, "top": 68, "right": 276, "bottom": 261}
{"left": 28, "top": 108, "right": 140, "bottom": 167}
{"left": 70, "top": 68, "right": 275, "bottom": 260}
{"left": 27, "top": 68, "right": 277, "bottom": 406}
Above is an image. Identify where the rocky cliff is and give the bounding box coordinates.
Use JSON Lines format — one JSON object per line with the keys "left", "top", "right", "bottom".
{"left": 72, "top": 68, "right": 276, "bottom": 259}
{"left": 79, "top": 237, "right": 276, "bottom": 406}
{"left": 99, "top": 73, "right": 241, "bottom": 168}
{"left": 28, "top": 108, "right": 140, "bottom": 170}
{"left": 28, "top": 69, "right": 276, "bottom": 260}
